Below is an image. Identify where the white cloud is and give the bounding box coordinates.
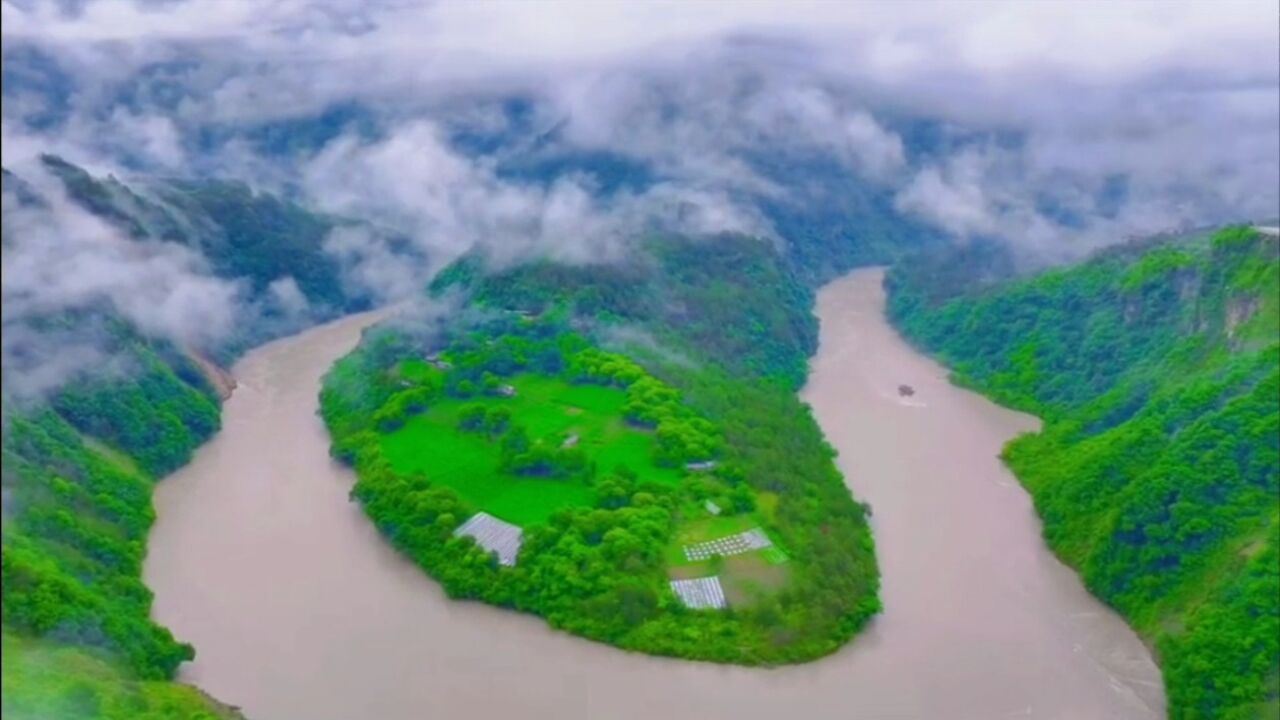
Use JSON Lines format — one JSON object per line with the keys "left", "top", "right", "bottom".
{"left": 2, "top": 162, "right": 241, "bottom": 343}
{"left": 266, "top": 276, "right": 310, "bottom": 318}
{"left": 302, "top": 120, "right": 769, "bottom": 277}
{"left": 4, "top": 1, "right": 1275, "bottom": 238}
{"left": 1, "top": 0, "right": 1277, "bottom": 398}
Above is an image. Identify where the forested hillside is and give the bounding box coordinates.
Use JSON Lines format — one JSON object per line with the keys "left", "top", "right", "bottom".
{"left": 1, "top": 319, "right": 239, "bottom": 718}
{"left": 498, "top": 142, "right": 943, "bottom": 286}
{"left": 19, "top": 155, "right": 380, "bottom": 357}
{"left": 323, "top": 234, "right": 881, "bottom": 663}
{"left": 887, "top": 226, "right": 1280, "bottom": 719}
{"left": 434, "top": 235, "right": 820, "bottom": 387}
{"left": 0, "top": 157, "right": 363, "bottom": 718}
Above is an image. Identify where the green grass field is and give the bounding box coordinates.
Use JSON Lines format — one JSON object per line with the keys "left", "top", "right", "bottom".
{"left": 380, "top": 373, "right": 683, "bottom": 525}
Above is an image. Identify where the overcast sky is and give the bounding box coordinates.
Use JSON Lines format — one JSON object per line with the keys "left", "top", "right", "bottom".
{"left": 5, "top": 0, "right": 1276, "bottom": 236}
{"left": 3, "top": 0, "right": 1279, "bottom": 393}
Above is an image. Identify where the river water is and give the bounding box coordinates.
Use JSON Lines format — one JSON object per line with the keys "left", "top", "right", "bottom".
{"left": 145, "top": 268, "right": 1165, "bottom": 719}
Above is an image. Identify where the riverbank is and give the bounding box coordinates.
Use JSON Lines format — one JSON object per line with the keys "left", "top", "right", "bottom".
{"left": 144, "top": 268, "right": 1162, "bottom": 719}
{"left": 320, "top": 306, "right": 879, "bottom": 664}
{"left": 806, "top": 269, "right": 1163, "bottom": 717}
{"left": 884, "top": 226, "right": 1279, "bottom": 718}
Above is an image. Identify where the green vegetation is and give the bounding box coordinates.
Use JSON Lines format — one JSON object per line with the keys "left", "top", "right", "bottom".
{"left": 2, "top": 632, "right": 238, "bottom": 720}
{"left": 2, "top": 156, "right": 405, "bottom": 718}
{"left": 665, "top": 514, "right": 791, "bottom": 606}
{"left": 323, "top": 234, "right": 880, "bottom": 664}
{"left": 1, "top": 320, "right": 237, "bottom": 718}
{"left": 6, "top": 141, "right": 1274, "bottom": 713}
{"left": 0, "top": 154, "right": 913, "bottom": 702}
{"left": 887, "top": 226, "right": 1280, "bottom": 719}
{"left": 0, "top": 156, "right": 419, "bottom": 717}
{"left": 35, "top": 155, "right": 377, "bottom": 358}
{"left": 2, "top": 154, "right": 406, "bottom": 718}
{"left": 758, "top": 160, "right": 944, "bottom": 285}
{"left": 379, "top": 370, "right": 692, "bottom": 525}
{"left": 433, "top": 235, "right": 821, "bottom": 387}
{"left": 42, "top": 154, "right": 344, "bottom": 304}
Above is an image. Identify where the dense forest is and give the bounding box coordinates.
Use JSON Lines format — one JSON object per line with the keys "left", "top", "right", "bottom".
{"left": 887, "top": 226, "right": 1280, "bottom": 719}
{"left": 323, "top": 234, "right": 882, "bottom": 663}
{"left": 1, "top": 318, "right": 239, "bottom": 718}
{"left": 433, "top": 235, "right": 821, "bottom": 387}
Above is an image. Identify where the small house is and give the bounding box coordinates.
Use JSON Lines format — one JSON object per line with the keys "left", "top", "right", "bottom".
{"left": 453, "top": 512, "right": 524, "bottom": 567}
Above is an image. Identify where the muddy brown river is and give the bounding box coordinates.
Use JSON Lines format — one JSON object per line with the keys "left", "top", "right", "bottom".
{"left": 145, "top": 268, "right": 1165, "bottom": 719}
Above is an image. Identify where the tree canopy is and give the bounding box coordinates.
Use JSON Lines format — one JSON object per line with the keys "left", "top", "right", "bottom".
{"left": 887, "top": 226, "right": 1280, "bottom": 719}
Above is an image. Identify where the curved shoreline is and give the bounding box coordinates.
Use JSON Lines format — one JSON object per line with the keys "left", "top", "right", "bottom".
{"left": 144, "top": 270, "right": 1163, "bottom": 719}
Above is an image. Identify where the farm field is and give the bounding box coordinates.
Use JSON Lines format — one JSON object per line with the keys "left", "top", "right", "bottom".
{"left": 665, "top": 513, "right": 791, "bottom": 607}
{"left": 382, "top": 362, "right": 791, "bottom": 607}
{"left": 380, "top": 371, "right": 684, "bottom": 525}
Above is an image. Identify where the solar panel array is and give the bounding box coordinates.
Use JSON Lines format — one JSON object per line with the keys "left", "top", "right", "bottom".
{"left": 669, "top": 576, "right": 727, "bottom": 609}
{"left": 683, "top": 527, "right": 774, "bottom": 561}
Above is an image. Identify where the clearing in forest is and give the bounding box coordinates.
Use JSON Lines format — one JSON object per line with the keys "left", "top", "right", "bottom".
{"left": 380, "top": 371, "right": 685, "bottom": 525}
{"left": 666, "top": 513, "right": 790, "bottom": 607}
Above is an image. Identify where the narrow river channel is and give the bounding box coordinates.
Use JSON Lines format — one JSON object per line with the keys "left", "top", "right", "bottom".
{"left": 145, "top": 268, "right": 1165, "bottom": 719}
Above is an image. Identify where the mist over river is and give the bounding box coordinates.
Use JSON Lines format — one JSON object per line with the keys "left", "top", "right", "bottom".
{"left": 144, "top": 269, "right": 1164, "bottom": 719}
